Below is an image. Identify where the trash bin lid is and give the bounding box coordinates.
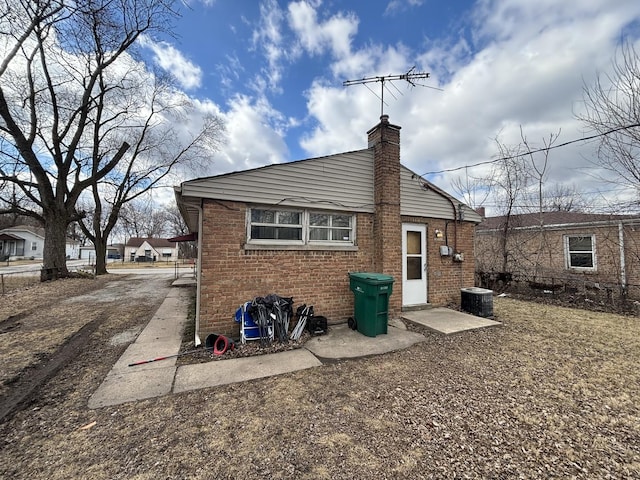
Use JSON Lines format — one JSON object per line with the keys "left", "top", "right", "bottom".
{"left": 349, "top": 272, "right": 394, "bottom": 284}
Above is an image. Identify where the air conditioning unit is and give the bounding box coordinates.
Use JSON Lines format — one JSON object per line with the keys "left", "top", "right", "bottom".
{"left": 461, "top": 287, "right": 494, "bottom": 318}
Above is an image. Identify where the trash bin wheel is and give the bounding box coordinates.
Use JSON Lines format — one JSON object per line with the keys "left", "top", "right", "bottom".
{"left": 347, "top": 317, "right": 357, "bottom": 330}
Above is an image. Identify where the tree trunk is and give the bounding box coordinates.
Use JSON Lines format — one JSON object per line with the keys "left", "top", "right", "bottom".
{"left": 93, "top": 237, "right": 108, "bottom": 275}
{"left": 41, "top": 214, "right": 69, "bottom": 281}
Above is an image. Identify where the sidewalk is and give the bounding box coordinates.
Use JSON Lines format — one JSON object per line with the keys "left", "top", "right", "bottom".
{"left": 88, "top": 279, "right": 499, "bottom": 409}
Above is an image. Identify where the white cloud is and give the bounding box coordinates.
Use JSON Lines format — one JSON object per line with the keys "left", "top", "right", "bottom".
{"left": 210, "top": 94, "right": 289, "bottom": 172}
{"left": 287, "top": 1, "right": 358, "bottom": 59}
{"left": 384, "top": 0, "right": 425, "bottom": 16}
{"left": 251, "top": 0, "right": 288, "bottom": 93}
{"left": 298, "top": 0, "right": 640, "bottom": 214}
{"left": 139, "top": 36, "right": 202, "bottom": 90}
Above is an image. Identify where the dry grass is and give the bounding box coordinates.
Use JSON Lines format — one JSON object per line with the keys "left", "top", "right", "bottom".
{"left": 0, "top": 273, "right": 40, "bottom": 294}
{"left": 0, "top": 283, "right": 639, "bottom": 479}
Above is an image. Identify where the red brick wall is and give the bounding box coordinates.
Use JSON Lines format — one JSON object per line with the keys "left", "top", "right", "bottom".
{"left": 196, "top": 116, "right": 477, "bottom": 338}
{"left": 198, "top": 199, "right": 375, "bottom": 338}
{"left": 475, "top": 223, "right": 640, "bottom": 300}
{"left": 197, "top": 198, "right": 477, "bottom": 338}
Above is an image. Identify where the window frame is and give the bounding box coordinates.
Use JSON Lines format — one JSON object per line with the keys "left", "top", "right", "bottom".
{"left": 308, "top": 212, "right": 355, "bottom": 244}
{"left": 564, "top": 234, "right": 597, "bottom": 271}
{"left": 248, "top": 208, "right": 305, "bottom": 245}
{"left": 246, "top": 207, "right": 356, "bottom": 248}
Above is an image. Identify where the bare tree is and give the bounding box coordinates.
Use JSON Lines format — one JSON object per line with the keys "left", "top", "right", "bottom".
{"left": 164, "top": 204, "right": 188, "bottom": 237}
{"left": 451, "top": 166, "right": 491, "bottom": 211}
{"left": 579, "top": 40, "right": 640, "bottom": 205}
{"left": 75, "top": 80, "right": 224, "bottom": 276}
{"left": 489, "top": 136, "right": 532, "bottom": 272}
{"left": 0, "top": 0, "right": 189, "bottom": 280}
{"left": 544, "top": 183, "right": 588, "bottom": 212}
{"left": 118, "top": 197, "right": 170, "bottom": 240}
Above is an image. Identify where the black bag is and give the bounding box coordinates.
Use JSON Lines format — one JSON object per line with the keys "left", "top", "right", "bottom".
{"left": 307, "top": 315, "right": 327, "bottom": 335}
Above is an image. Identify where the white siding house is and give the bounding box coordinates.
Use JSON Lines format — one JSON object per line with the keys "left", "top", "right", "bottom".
{"left": 0, "top": 226, "right": 45, "bottom": 260}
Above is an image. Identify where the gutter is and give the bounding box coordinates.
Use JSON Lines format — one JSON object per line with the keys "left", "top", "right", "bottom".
{"left": 194, "top": 200, "right": 204, "bottom": 347}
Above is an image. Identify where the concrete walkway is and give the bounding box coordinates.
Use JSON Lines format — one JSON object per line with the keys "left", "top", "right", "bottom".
{"left": 89, "top": 280, "right": 500, "bottom": 409}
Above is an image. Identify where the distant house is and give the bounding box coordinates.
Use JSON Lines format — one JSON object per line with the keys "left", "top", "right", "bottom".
{"left": 125, "top": 237, "right": 178, "bottom": 262}
{"left": 0, "top": 225, "right": 79, "bottom": 261}
{"left": 475, "top": 211, "right": 640, "bottom": 302}
{"left": 78, "top": 244, "right": 122, "bottom": 261}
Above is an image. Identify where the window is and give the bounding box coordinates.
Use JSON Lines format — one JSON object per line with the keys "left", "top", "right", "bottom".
{"left": 250, "top": 209, "right": 303, "bottom": 241}
{"left": 248, "top": 208, "right": 355, "bottom": 246}
{"left": 309, "top": 213, "right": 353, "bottom": 242}
{"left": 565, "top": 235, "right": 596, "bottom": 270}
{"left": 31, "top": 241, "right": 37, "bottom": 251}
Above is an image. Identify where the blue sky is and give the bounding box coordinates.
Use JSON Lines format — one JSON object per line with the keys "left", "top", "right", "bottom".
{"left": 139, "top": 0, "right": 640, "bottom": 213}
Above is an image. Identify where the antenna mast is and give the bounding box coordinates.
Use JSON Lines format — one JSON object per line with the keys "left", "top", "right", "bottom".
{"left": 343, "top": 66, "right": 431, "bottom": 116}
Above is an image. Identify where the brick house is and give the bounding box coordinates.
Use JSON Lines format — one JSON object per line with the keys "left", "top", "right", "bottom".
{"left": 175, "top": 116, "right": 482, "bottom": 342}
{"left": 475, "top": 211, "right": 640, "bottom": 301}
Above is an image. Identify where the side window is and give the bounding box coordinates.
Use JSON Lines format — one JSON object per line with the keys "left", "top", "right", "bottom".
{"left": 247, "top": 208, "right": 355, "bottom": 246}
{"left": 250, "top": 209, "right": 303, "bottom": 241}
{"left": 565, "top": 235, "right": 596, "bottom": 270}
{"left": 31, "top": 241, "right": 37, "bottom": 251}
{"left": 309, "top": 213, "right": 353, "bottom": 242}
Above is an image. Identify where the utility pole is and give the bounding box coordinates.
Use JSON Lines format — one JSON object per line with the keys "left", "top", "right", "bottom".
{"left": 343, "top": 66, "right": 432, "bottom": 116}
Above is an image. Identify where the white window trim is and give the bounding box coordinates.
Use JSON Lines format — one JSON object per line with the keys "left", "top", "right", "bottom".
{"left": 247, "top": 207, "right": 305, "bottom": 246}
{"left": 564, "top": 234, "right": 597, "bottom": 271}
{"left": 246, "top": 207, "right": 357, "bottom": 248}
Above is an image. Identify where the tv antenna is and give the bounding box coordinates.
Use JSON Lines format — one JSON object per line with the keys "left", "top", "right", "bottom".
{"left": 343, "top": 66, "right": 436, "bottom": 116}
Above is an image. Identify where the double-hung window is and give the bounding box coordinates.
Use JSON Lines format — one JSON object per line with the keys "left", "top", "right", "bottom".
{"left": 250, "top": 209, "right": 303, "bottom": 242}
{"left": 309, "top": 213, "right": 353, "bottom": 243}
{"left": 564, "top": 235, "right": 596, "bottom": 270}
{"left": 248, "top": 208, "right": 355, "bottom": 246}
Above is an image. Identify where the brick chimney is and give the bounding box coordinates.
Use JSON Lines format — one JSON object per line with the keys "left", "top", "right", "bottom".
{"left": 367, "top": 114, "right": 402, "bottom": 315}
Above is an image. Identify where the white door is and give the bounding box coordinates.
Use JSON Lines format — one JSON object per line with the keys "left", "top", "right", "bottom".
{"left": 402, "top": 224, "right": 427, "bottom": 306}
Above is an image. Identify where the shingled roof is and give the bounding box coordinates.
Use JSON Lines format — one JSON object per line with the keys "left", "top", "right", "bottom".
{"left": 477, "top": 211, "right": 640, "bottom": 231}
{"left": 125, "top": 237, "right": 175, "bottom": 248}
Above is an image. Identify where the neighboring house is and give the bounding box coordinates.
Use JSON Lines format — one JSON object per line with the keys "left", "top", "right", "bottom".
{"left": 175, "top": 115, "right": 483, "bottom": 341}
{"left": 78, "top": 244, "right": 121, "bottom": 261}
{"left": 0, "top": 225, "right": 45, "bottom": 260}
{"left": 0, "top": 225, "right": 79, "bottom": 261}
{"left": 125, "top": 237, "right": 179, "bottom": 262}
{"left": 475, "top": 211, "right": 640, "bottom": 301}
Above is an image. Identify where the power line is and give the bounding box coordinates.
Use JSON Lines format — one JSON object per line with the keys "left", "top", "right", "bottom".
{"left": 420, "top": 123, "right": 640, "bottom": 177}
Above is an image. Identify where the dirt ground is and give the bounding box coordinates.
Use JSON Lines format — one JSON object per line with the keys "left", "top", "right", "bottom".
{"left": 0, "top": 276, "right": 639, "bottom": 479}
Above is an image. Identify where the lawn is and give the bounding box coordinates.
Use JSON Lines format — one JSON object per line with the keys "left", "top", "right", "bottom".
{"left": 0, "top": 281, "right": 638, "bottom": 479}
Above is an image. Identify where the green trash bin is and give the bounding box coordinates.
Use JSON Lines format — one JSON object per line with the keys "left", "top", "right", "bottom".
{"left": 348, "top": 272, "right": 395, "bottom": 337}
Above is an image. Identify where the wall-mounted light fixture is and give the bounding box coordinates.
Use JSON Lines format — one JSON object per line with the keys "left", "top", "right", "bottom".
{"left": 434, "top": 229, "right": 443, "bottom": 239}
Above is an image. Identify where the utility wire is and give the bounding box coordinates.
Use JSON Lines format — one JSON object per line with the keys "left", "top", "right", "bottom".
{"left": 420, "top": 123, "right": 640, "bottom": 177}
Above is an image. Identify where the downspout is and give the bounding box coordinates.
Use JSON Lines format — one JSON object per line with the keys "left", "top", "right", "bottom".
{"left": 446, "top": 197, "right": 458, "bottom": 253}
{"left": 194, "top": 200, "right": 204, "bottom": 347}
{"left": 618, "top": 222, "right": 627, "bottom": 296}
